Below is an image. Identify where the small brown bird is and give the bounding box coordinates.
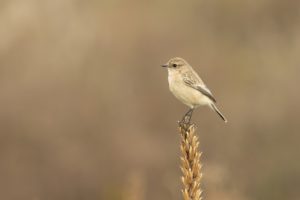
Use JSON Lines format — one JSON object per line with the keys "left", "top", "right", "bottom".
{"left": 162, "top": 57, "right": 227, "bottom": 123}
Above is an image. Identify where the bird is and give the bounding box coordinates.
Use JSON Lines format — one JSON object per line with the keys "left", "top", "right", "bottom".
{"left": 162, "top": 57, "right": 227, "bottom": 123}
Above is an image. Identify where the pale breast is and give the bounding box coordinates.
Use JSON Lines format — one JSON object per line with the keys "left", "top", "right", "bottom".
{"left": 168, "top": 71, "right": 210, "bottom": 108}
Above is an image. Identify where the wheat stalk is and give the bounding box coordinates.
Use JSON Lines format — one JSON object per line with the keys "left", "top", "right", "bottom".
{"left": 179, "top": 122, "right": 203, "bottom": 200}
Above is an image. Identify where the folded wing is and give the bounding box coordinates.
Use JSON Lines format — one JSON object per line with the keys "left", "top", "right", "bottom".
{"left": 183, "top": 71, "right": 217, "bottom": 103}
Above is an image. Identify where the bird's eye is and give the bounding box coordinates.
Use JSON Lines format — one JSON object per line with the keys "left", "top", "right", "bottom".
{"left": 172, "top": 64, "right": 177, "bottom": 68}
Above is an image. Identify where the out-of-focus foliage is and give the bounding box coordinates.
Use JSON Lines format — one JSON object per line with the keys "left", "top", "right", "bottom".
{"left": 0, "top": 0, "right": 299, "bottom": 199}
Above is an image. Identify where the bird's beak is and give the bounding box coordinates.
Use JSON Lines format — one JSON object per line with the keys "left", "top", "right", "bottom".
{"left": 161, "top": 64, "right": 168, "bottom": 68}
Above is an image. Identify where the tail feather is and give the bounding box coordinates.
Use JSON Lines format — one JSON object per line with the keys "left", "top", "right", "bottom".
{"left": 210, "top": 103, "right": 227, "bottom": 123}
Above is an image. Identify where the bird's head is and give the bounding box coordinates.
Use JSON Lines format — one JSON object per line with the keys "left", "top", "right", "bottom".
{"left": 161, "top": 57, "right": 189, "bottom": 71}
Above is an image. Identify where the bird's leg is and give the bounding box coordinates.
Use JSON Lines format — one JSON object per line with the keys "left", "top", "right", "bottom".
{"left": 186, "top": 108, "right": 194, "bottom": 123}
{"left": 181, "top": 108, "right": 194, "bottom": 125}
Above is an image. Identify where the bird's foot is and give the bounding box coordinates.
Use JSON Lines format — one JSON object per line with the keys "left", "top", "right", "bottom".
{"left": 178, "top": 114, "right": 192, "bottom": 128}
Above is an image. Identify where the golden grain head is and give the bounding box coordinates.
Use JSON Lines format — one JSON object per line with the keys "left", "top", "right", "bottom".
{"left": 179, "top": 123, "right": 202, "bottom": 200}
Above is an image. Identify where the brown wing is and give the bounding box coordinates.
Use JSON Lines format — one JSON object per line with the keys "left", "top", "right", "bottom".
{"left": 182, "top": 71, "right": 217, "bottom": 103}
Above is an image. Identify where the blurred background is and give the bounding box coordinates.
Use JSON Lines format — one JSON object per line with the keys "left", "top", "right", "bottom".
{"left": 1, "top": 0, "right": 300, "bottom": 199}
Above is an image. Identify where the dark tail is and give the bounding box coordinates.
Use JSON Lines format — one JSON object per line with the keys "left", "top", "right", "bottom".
{"left": 210, "top": 103, "right": 228, "bottom": 123}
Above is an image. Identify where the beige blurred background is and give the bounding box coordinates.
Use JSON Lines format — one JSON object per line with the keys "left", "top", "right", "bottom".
{"left": 1, "top": 0, "right": 300, "bottom": 199}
